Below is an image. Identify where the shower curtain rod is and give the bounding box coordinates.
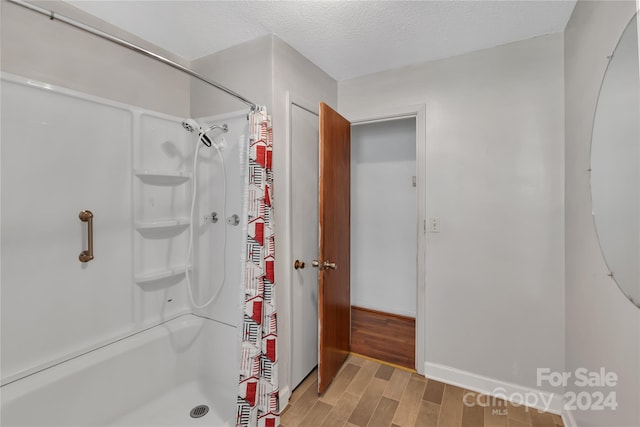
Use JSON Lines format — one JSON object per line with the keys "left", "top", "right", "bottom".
{"left": 8, "top": 0, "right": 259, "bottom": 109}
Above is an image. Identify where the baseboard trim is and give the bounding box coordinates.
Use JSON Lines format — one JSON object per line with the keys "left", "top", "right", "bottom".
{"left": 562, "top": 408, "right": 578, "bottom": 427}
{"left": 423, "top": 361, "right": 565, "bottom": 415}
{"left": 279, "top": 385, "right": 291, "bottom": 414}
{"left": 351, "top": 305, "right": 416, "bottom": 323}
{"left": 350, "top": 352, "right": 417, "bottom": 373}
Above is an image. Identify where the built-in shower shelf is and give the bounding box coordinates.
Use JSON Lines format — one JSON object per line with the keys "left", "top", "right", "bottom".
{"left": 135, "top": 265, "right": 191, "bottom": 284}
{"left": 135, "top": 218, "right": 190, "bottom": 231}
{"left": 134, "top": 170, "right": 191, "bottom": 185}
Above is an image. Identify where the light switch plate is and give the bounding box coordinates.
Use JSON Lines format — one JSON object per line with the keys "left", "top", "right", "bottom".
{"left": 429, "top": 217, "right": 440, "bottom": 233}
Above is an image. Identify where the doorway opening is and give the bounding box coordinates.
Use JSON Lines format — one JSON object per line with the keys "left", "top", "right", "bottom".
{"left": 285, "top": 97, "right": 426, "bottom": 403}
{"left": 350, "top": 117, "right": 418, "bottom": 370}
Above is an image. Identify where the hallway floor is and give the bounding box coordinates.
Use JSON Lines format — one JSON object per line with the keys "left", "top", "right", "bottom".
{"left": 351, "top": 306, "right": 415, "bottom": 370}
{"left": 280, "top": 354, "right": 564, "bottom": 427}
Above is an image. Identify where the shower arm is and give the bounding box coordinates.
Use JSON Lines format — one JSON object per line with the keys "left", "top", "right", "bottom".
{"left": 7, "top": 0, "right": 260, "bottom": 111}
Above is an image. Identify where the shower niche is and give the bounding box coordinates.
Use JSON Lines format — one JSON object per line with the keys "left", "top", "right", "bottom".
{"left": 133, "top": 113, "right": 193, "bottom": 285}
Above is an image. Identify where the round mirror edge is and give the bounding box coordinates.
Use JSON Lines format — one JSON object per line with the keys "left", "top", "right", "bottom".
{"left": 588, "top": 12, "right": 640, "bottom": 310}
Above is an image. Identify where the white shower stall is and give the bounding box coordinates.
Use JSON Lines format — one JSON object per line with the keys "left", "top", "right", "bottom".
{"left": 1, "top": 72, "right": 250, "bottom": 426}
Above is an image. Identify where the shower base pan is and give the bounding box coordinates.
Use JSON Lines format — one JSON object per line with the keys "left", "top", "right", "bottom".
{"left": 109, "top": 380, "right": 230, "bottom": 426}
{"left": 1, "top": 314, "right": 236, "bottom": 427}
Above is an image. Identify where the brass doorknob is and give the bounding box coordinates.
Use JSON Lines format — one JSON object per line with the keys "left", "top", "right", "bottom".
{"left": 322, "top": 260, "right": 337, "bottom": 270}
{"left": 311, "top": 260, "right": 337, "bottom": 270}
{"left": 294, "top": 260, "right": 305, "bottom": 269}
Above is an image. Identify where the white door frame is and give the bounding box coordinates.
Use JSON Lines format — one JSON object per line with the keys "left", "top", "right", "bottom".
{"left": 283, "top": 98, "right": 428, "bottom": 407}
{"left": 348, "top": 104, "right": 427, "bottom": 374}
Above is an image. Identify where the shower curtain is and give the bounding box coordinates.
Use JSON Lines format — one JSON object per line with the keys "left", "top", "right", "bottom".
{"left": 237, "top": 107, "right": 279, "bottom": 427}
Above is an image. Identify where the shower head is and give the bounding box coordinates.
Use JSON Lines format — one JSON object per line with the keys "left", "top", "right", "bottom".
{"left": 181, "top": 118, "right": 212, "bottom": 147}
{"left": 181, "top": 118, "right": 200, "bottom": 133}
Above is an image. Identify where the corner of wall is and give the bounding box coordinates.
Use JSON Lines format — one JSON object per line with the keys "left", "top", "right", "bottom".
{"left": 189, "top": 35, "right": 274, "bottom": 117}
{"left": 269, "top": 34, "right": 336, "bottom": 408}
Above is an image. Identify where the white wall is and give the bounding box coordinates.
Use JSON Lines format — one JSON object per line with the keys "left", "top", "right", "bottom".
{"left": 0, "top": 0, "right": 190, "bottom": 116}
{"left": 351, "top": 119, "right": 417, "bottom": 317}
{"left": 190, "top": 35, "right": 273, "bottom": 118}
{"left": 564, "top": 1, "right": 640, "bottom": 426}
{"left": 340, "top": 34, "right": 565, "bottom": 395}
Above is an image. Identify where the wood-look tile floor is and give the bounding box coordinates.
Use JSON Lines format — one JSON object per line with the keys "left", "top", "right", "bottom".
{"left": 280, "top": 354, "right": 564, "bottom": 427}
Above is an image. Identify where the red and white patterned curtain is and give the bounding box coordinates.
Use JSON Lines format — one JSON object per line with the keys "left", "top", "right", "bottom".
{"left": 237, "top": 107, "right": 279, "bottom": 427}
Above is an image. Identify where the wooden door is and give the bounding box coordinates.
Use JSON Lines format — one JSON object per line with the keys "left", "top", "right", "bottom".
{"left": 317, "top": 102, "right": 351, "bottom": 394}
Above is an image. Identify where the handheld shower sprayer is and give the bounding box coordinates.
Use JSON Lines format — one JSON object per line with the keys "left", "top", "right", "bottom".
{"left": 181, "top": 117, "right": 231, "bottom": 309}
{"left": 181, "top": 119, "right": 229, "bottom": 148}
{"left": 181, "top": 118, "right": 212, "bottom": 147}
{"left": 180, "top": 118, "right": 200, "bottom": 133}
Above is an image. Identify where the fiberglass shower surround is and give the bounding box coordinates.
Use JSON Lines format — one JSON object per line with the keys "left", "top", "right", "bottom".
{"left": 1, "top": 2, "right": 279, "bottom": 427}
{"left": 1, "top": 72, "right": 255, "bottom": 426}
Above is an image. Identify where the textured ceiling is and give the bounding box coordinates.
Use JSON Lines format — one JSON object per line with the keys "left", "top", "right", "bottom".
{"left": 67, "top": 0, "right": 576, "bottom": 81}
